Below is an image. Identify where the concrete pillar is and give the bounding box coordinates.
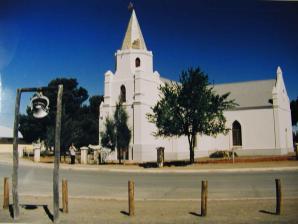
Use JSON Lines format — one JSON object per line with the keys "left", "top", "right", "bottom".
{"left": 156, "top": 147, "right": 164, "bottom": 168}
{"left": 81, "top": 149, "right": 88, "bottom": 164}
{"left": 34, "top": 148, "right": 40, "bottom": 162}
{"left": 94, "top": 150, "right": 99, "bottom": 165}
{"left": 87, "top": 154, "right": 93, "bottom": 164}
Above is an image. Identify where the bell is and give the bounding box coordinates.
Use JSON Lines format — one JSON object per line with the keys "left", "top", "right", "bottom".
{"left": 30, "top": 92, "right": 50, "bottom": 118}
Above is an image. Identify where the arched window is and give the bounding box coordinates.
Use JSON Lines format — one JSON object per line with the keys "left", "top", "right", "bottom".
{"left": 135, "top": 58, "right": 141, "bottom": 67}
{"left": 232, "top": 121, "right": 242, "bottom": 146}
{"left": 120, "top": 85, "right": 126, "bottom": 103}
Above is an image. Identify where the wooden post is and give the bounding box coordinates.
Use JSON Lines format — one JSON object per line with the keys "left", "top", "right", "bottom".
{"left": 275, "top": 179, "right": 282, "bottom": 215}
{"left": 12, "top": 89, "right": 21, "bottom": 218}
{"left": 62, "top": 179, "right": 68, "bottom": 213}
{"left": 128, "top": 180, "right": 135, "bottom": 216}
{"left": 53, "top": 85, "right": 63, "bottom": 223}
{"left": 201, "top": 180, "right": 208, "bottom": 216}
{"left": 3, "top": 177, "right": 9, "bottom": 209}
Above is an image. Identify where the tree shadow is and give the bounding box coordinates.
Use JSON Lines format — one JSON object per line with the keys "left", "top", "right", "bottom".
{"left": 8, "top": 204, "right": 54, "bottom": 222}
{"left": 21, "top": 204, "right": 38, "bottom": 210}
{"left": 20, "top": 204, "right": 54, "bottom": 222}
{"left": 259, "top": 210, "right": 277, "bottom": 215}
{"left": 120, "top": 210, "right": 130, "bottom": 216}
{"left": 8, "top": 204, "right": 14, "bottom": 218}
{"left": 139, "top": 162, "right": 158, "bottom": 168}
{"left": 189, "top": 212, "right": 202, "bottom": 217}
{"left": 139, "top": 160, "right": 191, "bottom": 168}
{"left": 43, "top": 205, "right": 54, "bottom": 222}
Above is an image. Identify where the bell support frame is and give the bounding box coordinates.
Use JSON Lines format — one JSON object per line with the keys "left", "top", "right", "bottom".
{"left": 12, "top": 85, "right": 63, "bottom": 223}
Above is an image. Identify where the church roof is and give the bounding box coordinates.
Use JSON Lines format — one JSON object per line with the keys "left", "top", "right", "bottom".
{"left": 121, "top": 9, "right": 147, "bottom": 50}
{"left": 0, "top": 126, "right": 23, "bottom": 138}
{"left": 213, "top": 79, "right": 276, "bottom": 109}
{"left": 160, "top": 77, "right": 276, "bottom": 109}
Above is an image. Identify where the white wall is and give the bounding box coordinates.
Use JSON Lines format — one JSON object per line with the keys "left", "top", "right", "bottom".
{"left": 272, "top": 67, "right": 294, "bottom": 153}
{"left": 197, "top": 108, "right": 276, "bottom": 153}
{"left": 99, "top": 47, "right": 294, "bottom": 162}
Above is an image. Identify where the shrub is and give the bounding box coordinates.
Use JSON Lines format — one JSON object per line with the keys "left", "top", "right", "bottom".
{"left": 40, "top": 150, "right": 54, "bottom": 157}
{"left": 209, "top": 150, "right": 238, "bottom": 159}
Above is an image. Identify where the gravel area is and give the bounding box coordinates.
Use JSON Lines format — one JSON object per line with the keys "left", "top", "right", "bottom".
{"left": 1, "top": 196, "right": 298, "bottom": 223}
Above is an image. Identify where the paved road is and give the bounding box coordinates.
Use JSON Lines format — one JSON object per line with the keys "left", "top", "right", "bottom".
{"left": 0, "top": 163, "right": 297, "bottom": 200}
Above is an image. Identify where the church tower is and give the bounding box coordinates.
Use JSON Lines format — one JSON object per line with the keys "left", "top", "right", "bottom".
{"left": 100, "top": 8, "right": 161, "bottom": 162}
{"left": 115, "top": 9, "right": 154, "bottom": 79}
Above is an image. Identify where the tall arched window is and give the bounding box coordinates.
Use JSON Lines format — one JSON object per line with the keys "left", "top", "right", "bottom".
{"left": 135, "top": 57, "right": 141, "bottom": 67}
{"left": 120, "top": 85, "right": 126, "bottom": 103}
{"left": 232, "top": 121, "right": 242, "bottom": 146}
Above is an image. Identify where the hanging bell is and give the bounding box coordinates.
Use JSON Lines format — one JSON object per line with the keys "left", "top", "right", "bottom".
{"left": 30, "top": 92, "right": 50, "bottom": 119}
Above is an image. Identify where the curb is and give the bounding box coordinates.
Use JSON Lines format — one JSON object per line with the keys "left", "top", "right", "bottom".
{"left": 1, "top": 158, "right": 298, "bottom": 173}
{"left": 62, "top": 166, "right": 298, "bottom": 173}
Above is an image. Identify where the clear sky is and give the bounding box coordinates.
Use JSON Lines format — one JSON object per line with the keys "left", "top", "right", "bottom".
{"left": 0, "top": 0, "right": 298, "bottom": 128}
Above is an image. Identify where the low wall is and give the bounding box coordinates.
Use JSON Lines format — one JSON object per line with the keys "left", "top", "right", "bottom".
{"left": 0, "top": 144, "right": 33, "bottom": 154}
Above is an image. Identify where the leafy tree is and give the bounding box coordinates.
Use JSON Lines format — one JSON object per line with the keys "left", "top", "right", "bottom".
{"left": 89, "top": 95, "right": 104, "bottom": 117}
{"left": 147, "top": 67, "right": 236, "bottom": 164}
{"left": 100, "top": 117, "right": 116, "bottom": 151}
{"left": 290, "top": 98, "right": 298, "bottom": 126}
{"left": 293, "top": 131, "right": 298, "bottom": 144}
{"left": 19, "top": 107, "right": 48, "bottom": 143}
{"left": 114, "top": 102, "right": 131, "bottom": 163}
{"left": 100, "top": 102, "right": 131, "bottom": 163}
{"left": 19, "top": 78, "right": 103, "bottom": 153}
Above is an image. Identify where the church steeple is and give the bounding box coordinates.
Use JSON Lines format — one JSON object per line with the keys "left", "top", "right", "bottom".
{"left": 121, "top": 9, "right": 147, "bottom": 50}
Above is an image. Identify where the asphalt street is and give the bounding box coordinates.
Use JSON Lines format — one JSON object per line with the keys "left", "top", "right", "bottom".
{"left": 0, "top": 163, "right": 297, "bottom": 200}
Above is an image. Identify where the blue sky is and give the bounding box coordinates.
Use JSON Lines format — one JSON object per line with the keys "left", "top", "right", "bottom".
{"left": 0, "top": 0, "right": 298, "bottom": 128}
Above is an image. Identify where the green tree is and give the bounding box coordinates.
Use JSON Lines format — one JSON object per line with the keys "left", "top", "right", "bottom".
{"left": 100, "top": 102, "right": 131, "bottom": 163}
{"left": 290, "top": 98, "right": 298, "bottom": 126}
{"left": 100, "top": 117, "right": 116, "bottom": 151}
{"left": 19, "top": 107, "right": 48, "bottom": 143}
{"left": 19, "top": 78, "right": 103, "bottom": 152}
{"left": 147, "top": 67, "right": 236, "bottom": 164}
{"left": 293, "top": 131, "right": 298, "bottom": 144}
{"left": 89, "top": 95, "right": 104, "bottom": 117}
{"left": 114, "top": 102, "right": 131, "bottom": 163}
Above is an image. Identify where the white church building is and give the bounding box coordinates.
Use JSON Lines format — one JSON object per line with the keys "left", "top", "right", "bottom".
{"left": 99, "top": 9, "right": 293, "bottom": 162}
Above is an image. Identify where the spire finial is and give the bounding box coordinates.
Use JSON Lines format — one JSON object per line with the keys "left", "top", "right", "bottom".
{"left": 277, "top": 66, "right": 282, "bottom": 76}
{"left": 128, "top": 2, "right": 134, "bottom": 12}
{"left": 121, "top": 3, "right": 147, "bottom": 50}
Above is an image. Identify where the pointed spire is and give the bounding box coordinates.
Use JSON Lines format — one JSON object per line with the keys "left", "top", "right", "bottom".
{"left": 277, "top": 66, "right": 282, "bottom": 76}
{"left": 276, "top": 66, "right": 283, "bottom": 82}
{"left": 121, "top": 9, "right": 147, "bottom": 50}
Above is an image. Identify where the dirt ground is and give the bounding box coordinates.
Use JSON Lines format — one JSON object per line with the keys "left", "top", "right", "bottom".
{"left": 1, "top": 196, "right": 298, "bottom": 223}
{"left": 20, "top": 153, "right": 298, "bottom": 171}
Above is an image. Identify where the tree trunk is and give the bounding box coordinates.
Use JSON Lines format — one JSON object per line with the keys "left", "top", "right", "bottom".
{"left": 118, "top": 148, "right": 122, "bottom": 164}
{"left": 190, "top": 147, "right": 194, "bottom": 164}
{"left": 188, "top": 134, "right": 195, "bottom": 164}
